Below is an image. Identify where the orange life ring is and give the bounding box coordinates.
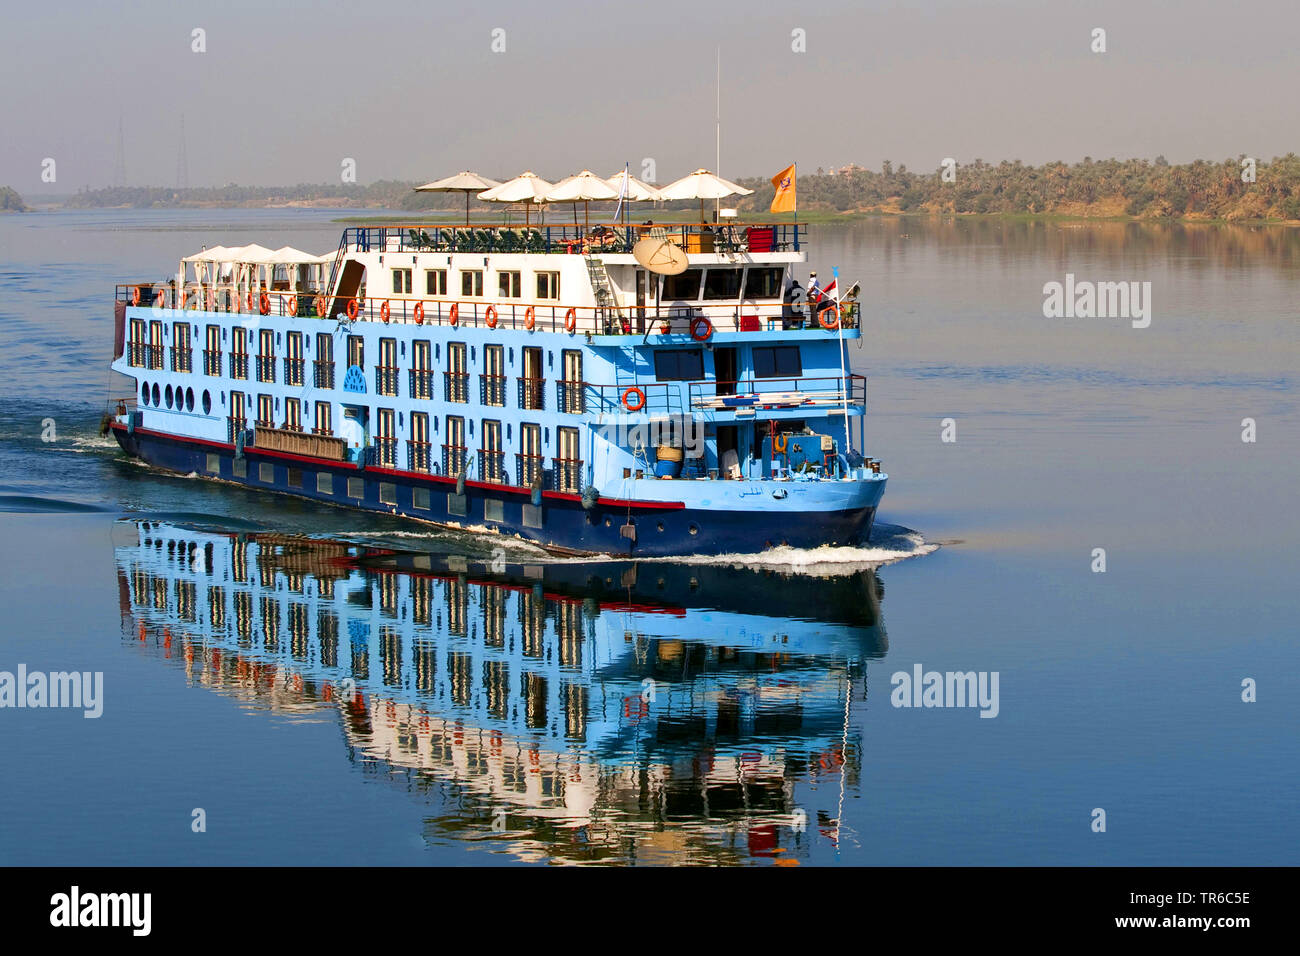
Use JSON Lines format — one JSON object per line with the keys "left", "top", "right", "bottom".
{"left": 449, "top": 302, "right": 459, "bottom": 327}
{"left": 286, "top": 294, "right": 297, "bottom": 317}
{"left": 131, "top": 286, "right": 141, "bottom": 306}
{"left": 524, "top": 306, "right": 535, "bottom": 331}
{"left": 485, "top": 305, "right": 498, "bottom": 329}
{"left": 621, "top": 386, "right": 646, "bottom": 412}
{"left": 155, "top": 289, "right": 166, "bottom": 309}
{"left": 259, "top": 292, "right": 271, "bottom": 316}
{"left": 314, "top": 295, "right": 327, "bottom": 317}
{"left": 773, "top": 432, "right": 788, "bottom": 454}
{"left": 564, "top": 307, "right": 577, "bottom": 333}
{"left": 245, "top": 291, "right": 253, "bottom": 313}
{"left": 818, "top": 304, "right": 840, "bottom": 330}
{"left": 380, "top": 300, "right": 391, "bottom": 323}
{"left": 690, "top": 316, "right": 713, "bottom": 341}
{"left": 346, "top": 298, "right": 359, "bottom": 321}
{"left": 413, "top": 301, "right": 424, "bottom": 325}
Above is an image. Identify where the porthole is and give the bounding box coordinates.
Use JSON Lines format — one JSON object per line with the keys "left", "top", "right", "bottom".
{"left": 151, "top": 383, "right": 160, "bottom": 407}
{"left": 657, "top": 522, "right": 665, "bottom": 532}
{"left": 688, "top": 523, "right": 699, "bottom": 535}
{"left": 164, "top": 385, "right": 173, "bottom": 408}
{"left": 140, "top": 382, "right": 149, "bottom": 404}
{"left": 185, "top": 388, "right": 195, "bottom": 412}
{"left": 202, "top": 390, "right": 212, "bottom": 415}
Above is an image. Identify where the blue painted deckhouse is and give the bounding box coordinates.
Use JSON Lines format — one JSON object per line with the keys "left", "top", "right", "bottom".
{"left": 107, "top": 184, "right": 887, "bottom": 556}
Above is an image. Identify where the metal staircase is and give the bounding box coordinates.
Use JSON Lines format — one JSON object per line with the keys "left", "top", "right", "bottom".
{"left": 584, "top": 253, "right": 623, "bottom": 331}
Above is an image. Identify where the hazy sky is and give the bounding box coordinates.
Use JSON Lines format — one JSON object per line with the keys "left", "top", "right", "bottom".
{"left": 3, "top": 0, "right": 1297, "bottom": 193}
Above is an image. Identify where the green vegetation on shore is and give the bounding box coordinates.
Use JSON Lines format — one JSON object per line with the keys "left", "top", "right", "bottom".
{"left": 55, "top": 155, "right": 1300, "bottom": 224}
{"left": 0, "top": 186, "right": 28, "bottom": 212}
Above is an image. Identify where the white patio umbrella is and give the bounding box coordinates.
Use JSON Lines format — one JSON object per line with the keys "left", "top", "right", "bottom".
{"left": 657, "top": 168, "right": 754, "bottom": 222}
{"left": 414, "top": 170, "right": 501, "bottom": 224}
{"left": 477, "top": 171, "right": 554, "bottom": 226}
{"left": 545, "top": 169, "right": 620, "bottom": 229}
{"left": 605, "top": 170, "right": 663, "bottom": 203}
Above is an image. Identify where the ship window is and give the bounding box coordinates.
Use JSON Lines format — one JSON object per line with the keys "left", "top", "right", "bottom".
{"left": 392, "top": 269, "right": 412, "bottom": 294}
{"left": 202, "top": 390, "right": 211, "bottom": 414}
{"left": 317, "top": 472, "right": 333, "bottom": 494}
{"left": 425, "top": 269, "right": 447, "bottom": 296}
{"left": 498, "top": 271, "right": 521, "bottom": 298}
{"left": 152, "top": 384, "right": 160, "bottom": 406}
{"left": 753, "top": 346, "right": 802, "bottom": 378}
{"left": 663, "top": 269, "right": 702, "bottom": 301}
{"left": 536, "top": 271, "right": 560, "bottom": 299}
{"left": 461, "top": 270, "right": 483, "bottom": 297}
{"left": 702, "top": 269, "right": 742, "bottom": 300}
{"left": 744, "top": 267, "right": 784, "bottom": 299}
{"left": 165, "top": 385, "right": 174, "bottom": 408}
{"left": 379, "top": 483, "right": 397, "bottom": 505}
{"left": 185, "top": 388, "right": 195, "bottom": 412}
{"left": 141, "top": 382, "right": 149, "bottom": 404}
{"left": 347, "top": 476, "right": 364, "bottom": 499}
{"left": 653, "top": 348, "right": 704, "bottom": 381}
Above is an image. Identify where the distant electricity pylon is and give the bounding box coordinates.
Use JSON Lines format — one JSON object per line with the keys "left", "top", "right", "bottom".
{"left": 177, "top": 115, "right": 189, "bottom": 189}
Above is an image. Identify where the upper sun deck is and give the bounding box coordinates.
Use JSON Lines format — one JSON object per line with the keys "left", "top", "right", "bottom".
{"left": 114, "top": 219, "right": 858, "bottom": 340}
{"left": 335, "top": 220, "right": 805, "bottom": 258}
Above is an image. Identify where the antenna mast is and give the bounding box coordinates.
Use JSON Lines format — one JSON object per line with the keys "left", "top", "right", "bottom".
{"left": 715, "top": 46, "right": 721, "bottom": 222}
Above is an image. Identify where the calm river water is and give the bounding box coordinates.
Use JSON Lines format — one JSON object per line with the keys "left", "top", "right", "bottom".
{"left": 0, "top": 209, "right": 1295, "bottom": 864}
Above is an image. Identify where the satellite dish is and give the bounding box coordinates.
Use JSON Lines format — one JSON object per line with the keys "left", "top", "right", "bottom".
{"left": 633, "top": 238, "right": 688, "bottom": 276}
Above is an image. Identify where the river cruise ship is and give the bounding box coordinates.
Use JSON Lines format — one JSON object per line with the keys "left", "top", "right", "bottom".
{"left": 107, "top": 206, "right": 887, "bottom": 556}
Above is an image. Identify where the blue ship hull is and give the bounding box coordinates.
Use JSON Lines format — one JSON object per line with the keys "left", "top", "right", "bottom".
{"left": 111, "top": 423, "right": 882, "bottom": 556}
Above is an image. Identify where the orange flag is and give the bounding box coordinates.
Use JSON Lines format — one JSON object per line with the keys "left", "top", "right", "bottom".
{"left": 770, "top": 164, "right": 796, "bottom": 213}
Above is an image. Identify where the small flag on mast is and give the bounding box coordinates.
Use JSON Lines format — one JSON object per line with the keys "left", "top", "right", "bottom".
{"left": 613, "top": 163, "right": 629, "bottom": 222}
{"left": 770, "top": 164, "right": 796, "bottom": 213}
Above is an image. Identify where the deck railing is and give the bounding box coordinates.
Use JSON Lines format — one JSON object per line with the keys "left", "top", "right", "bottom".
{"left": 313, "top": 360, "right": 334, "bottom": 389}
{"left": 170, "top": 346, "right": 192, "bottom": 373}
{"left": 230, "top": 352, "right": 249, "bottom": 379}
{"left": 444, "top": 371, "right": 468, "bottom": 403}
{"left": 340, "top": 221, "right": 803, "bottom": 257}
{"left": 516, "top": 453, "right": 544, "bottom": 488}
{"left": 139, "top": 287, "right": 857, "bottom": 337}
{"left": 478, "top": 449, "right": 506, "bottom": 484}
{"left": 373, "top": 436, "right": 398, "bottom": 468}
{"left": 442, "top": 444, "right": 468, "bottom": 478}
{"left": 255, "top": 355, "right": 276, "bottom": 383}
{"left": 688, "top": 374, "right": 867, "bottom": 412}
{"left": 480, "top": 374, "right": 507, "bottom": 407}
{"left": 555, "top": 380, "right": 586, "bottom": 414}
{"left": 284, "top": 357, "right": 305, "bottom": 387}
{"left": 518, "top": 377, "right": 545, "bottom": 411}
{"left": 375, "top": 365, "right": 399, "bottom": 397}
{"left": 551, "top": 457, "right": 583, "bottom": 494}
{"left": 408, "top": 440, "right": 433, "bottom": 473}
{"left": 409, "top": 369, "right": 435, "bottom": 400}
{"left": 203, "top": 349, "right": 222, "bottom": 376}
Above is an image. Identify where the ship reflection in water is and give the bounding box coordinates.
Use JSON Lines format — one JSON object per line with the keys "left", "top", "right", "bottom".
{"left": 115, "top": 519, "right": 890, "bottom": 865}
